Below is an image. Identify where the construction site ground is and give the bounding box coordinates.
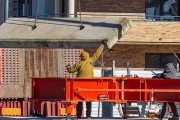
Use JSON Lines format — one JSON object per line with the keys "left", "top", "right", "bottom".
{"left": 0, "top": 116, "right": 173, "bottom": 120}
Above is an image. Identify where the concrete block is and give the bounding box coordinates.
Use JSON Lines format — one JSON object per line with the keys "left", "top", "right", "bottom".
{"left": 0, "top": 17, "right": 133, "bottom": 48}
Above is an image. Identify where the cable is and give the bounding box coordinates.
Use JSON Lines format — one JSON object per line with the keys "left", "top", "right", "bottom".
{"left": 78, "top": 0, "right": 84, "bottom": 30}
{"left": 34, "top": 0, "right": 39, "bottom": 27}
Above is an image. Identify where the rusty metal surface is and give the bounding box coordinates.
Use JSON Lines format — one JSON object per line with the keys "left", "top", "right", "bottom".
{"left": 0, "top": 117, "right": 157, "bottom": 120}
{"left": 0, "top": 84, "right": 30, "bottom": 98}
{"left": 30, "top": 76, "right": 180, "bottom": 103}
{"left": 22, "top": 48, "right": 65, "bottom": 78}
{"left": 0, "top": 48, "right": 65, "bottom": 98}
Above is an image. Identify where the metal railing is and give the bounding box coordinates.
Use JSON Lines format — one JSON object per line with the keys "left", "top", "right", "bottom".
{"left": 23, "top": 14, "right": 180, "bottom": 22}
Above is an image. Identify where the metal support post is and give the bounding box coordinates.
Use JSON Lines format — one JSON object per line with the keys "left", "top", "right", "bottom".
{"left": 112, "top": 60, "right": 115, "bottom": 77}
{"left": 46, "top": 101, "right": 51, "bottom": 116}
{"left": 177, "top": 63, "right": 179, "bottom": 71}
{"left": 98, "top": 102, "right": 100, "bottom": 117}
{"left": 68, "top": 0, "right": 75, "bottom": 18}
{"left": 122, "top": 80, "right": 124, "bottom": 100}
{"left": 55, "top": 0, "right": 61, "bottom": 17}
{"left": 123, "top": 103, "right": 127, "bottom": 119}
{"left": 127, "top": 61, "right": 130, "bottom": 76}
{"left": 5, "top": 0, "right": 9, "bottom": 21}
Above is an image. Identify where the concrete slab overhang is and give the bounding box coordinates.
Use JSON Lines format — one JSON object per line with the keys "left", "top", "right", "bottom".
{"left": 0, "top": 17, "right": 133, "bottom": 48}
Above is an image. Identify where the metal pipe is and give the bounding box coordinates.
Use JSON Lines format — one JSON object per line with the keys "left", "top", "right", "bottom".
{"left": 127, "top": 61, "right": 130, "bottom": 76}
{"left": 122, "top": 80, "right": 124, "bottom": 100}
{"left": 112, "top": 60, "right": 115, "bottom": 77}
{"left": 5, "top": 0, "right": 9, "bottom": 21}
{"left": 55, "top": 0, "right": 61, "bottom": 17}
{"left": 61, "top": 0, "right": 64, "bottom": 17}
{"left": 124, "top": 103, "right": 127, "bottom": 118}
{"left": 98, "top": 102, "right": 100, "bottom": 117}
{"left": 77, "top": 88, "right": 180, "bottom": 92}
{"left": 68, "top": 0, "right": 75, "bottom": 18}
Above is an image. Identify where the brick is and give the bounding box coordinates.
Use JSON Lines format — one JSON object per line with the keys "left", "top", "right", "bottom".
{"left": 85, "top": 45, "right": 180, "bottom": 70}
{"left": 64, "top": 0, "right": 145, "bottom": 16}
{"left": 120, "top": 21, "right": 180, "bottom": 42}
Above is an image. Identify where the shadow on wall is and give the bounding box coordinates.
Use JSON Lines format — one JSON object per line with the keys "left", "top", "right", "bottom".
{"left": 5, "top": 18, "right": 123, "bottom": 30}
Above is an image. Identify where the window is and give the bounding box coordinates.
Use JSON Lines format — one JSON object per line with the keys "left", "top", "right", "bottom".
{"left": 145, "top": 54, "right": 161, "bottom": 68}
{"left": 31, "top": 0, "right": 55, "bottom": 17}
{"left": 145, "top": 53, "right": 179, "bottom": 68}
{"left": 145, "top": 0, "right": 179, "bottom": 20}
{"left": 146, "top": 0, "right": 161, "bottom": 16}
{"left": 163, "top": 0, "right": 178, "bottom": 16}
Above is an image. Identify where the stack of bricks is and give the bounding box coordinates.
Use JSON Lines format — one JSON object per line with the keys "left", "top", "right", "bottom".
{"left": 64, "top": 49, "right": 83, "bottom": 77}
{"left": 0, "top": 48, "right": 19, "bottom": 84}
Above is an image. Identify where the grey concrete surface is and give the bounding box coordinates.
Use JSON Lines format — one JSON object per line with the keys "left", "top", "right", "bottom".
{"left": 0, "top": 17, "right": 132, "bottom": 48}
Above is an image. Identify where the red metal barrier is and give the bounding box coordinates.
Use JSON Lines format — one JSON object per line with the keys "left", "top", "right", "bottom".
{"left": 32, "top": 100, "right": 77, "bottom": 117}
{"left": 2, "top": 76, "right": 180, "bottom": 117}
{"left": 30, "top": 76, "right": 180, "bottom": 102}
{"left": 29, "top": 76, "right": 180, "bottom": 116}
{"left": 0, "top": 98, "right": 26, "bottom": 116}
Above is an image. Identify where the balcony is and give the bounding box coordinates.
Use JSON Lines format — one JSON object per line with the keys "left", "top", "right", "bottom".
{"left": 26, "top": 13, "right": 180, "bottom": 22}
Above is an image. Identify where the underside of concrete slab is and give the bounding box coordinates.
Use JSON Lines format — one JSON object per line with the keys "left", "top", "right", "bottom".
{"left": 0, "top": 17, "right": 132, "bottom": 48}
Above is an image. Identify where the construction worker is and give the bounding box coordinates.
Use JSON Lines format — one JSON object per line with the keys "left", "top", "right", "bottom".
{"left": 156, "top": 56, "right": 179, "bottom": 119}
{"left": 66, "top": 40, "right": 107, "bottom": 119}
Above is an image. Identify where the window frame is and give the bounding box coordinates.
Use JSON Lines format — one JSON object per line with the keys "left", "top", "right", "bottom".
{"left": 145, "top": 53, "right": 180, "bottom": 69}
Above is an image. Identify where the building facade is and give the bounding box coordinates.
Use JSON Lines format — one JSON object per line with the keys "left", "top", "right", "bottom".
{"left": 0, "top": 0, "right": 180, "bottom": 117}
{"left": 0, "top": 0, "right": 4, "bottom": 25}
{"left": 77, "top": 0, "right": 180, "bottom": 71}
